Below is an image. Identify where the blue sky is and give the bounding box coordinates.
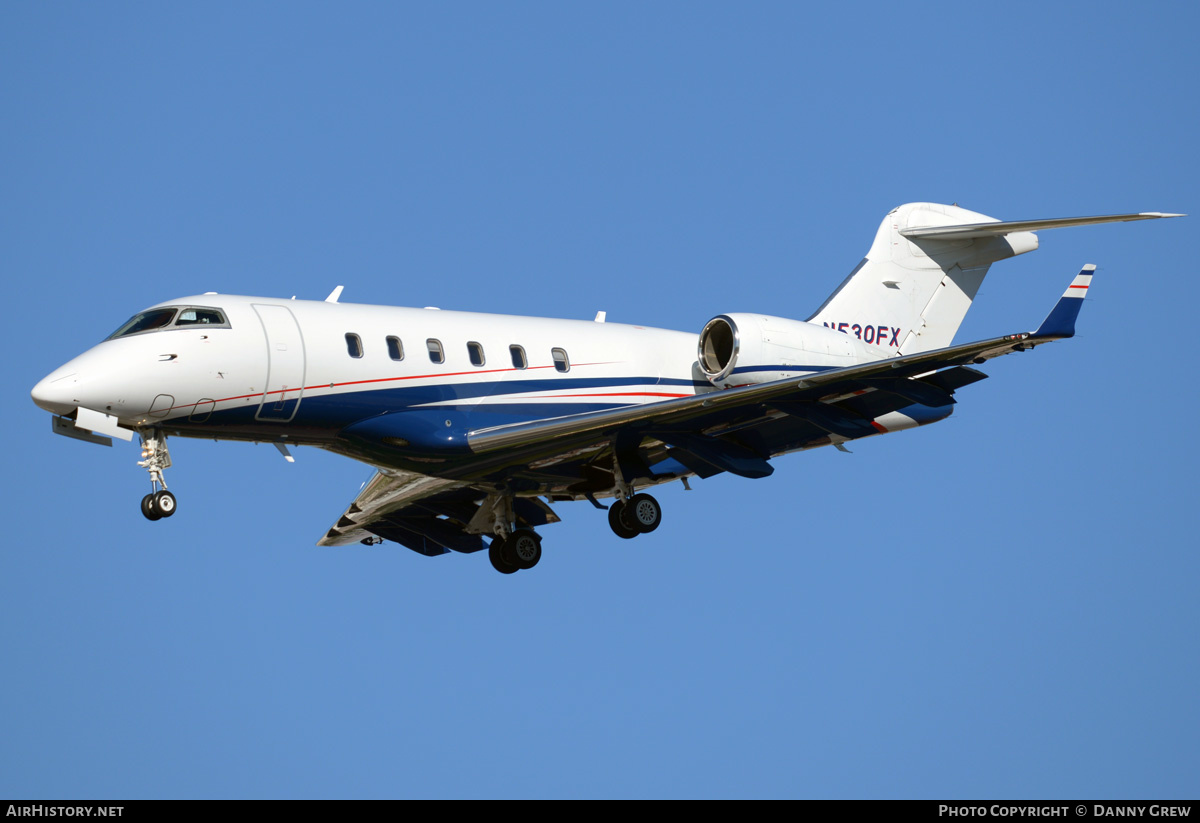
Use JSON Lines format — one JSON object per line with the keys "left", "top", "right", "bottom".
{"left": 2, "top": 2, "right": 1196, "bottom": 799}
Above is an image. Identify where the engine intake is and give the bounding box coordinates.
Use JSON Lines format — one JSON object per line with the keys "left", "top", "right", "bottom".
{"left": 698, "top": 316, "right": 739, "bottom": 383}
{"left": 697, "top": 312, "right": 865, "bottom": 388}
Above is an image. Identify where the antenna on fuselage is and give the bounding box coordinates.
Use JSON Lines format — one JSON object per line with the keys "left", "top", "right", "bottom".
{"left": 325, "top": 285, "right": 344, "bottom": 303}
{"left": 594, "top": 311, "right": 606, "bottom": 323}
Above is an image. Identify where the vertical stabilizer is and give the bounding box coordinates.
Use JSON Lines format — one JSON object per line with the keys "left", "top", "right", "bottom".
{"left": 808, "top": 203, "right": 1038, "bottom": 354}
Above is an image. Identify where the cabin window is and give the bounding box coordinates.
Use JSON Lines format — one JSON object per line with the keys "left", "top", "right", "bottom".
{"left": 510, "top": 345, "right": 527, "bottom": 369}
{"left": 467, "top": 341, "right": 485, "bottom": 367}
{"left": 346, "top": 333, "right": 363, "bottom": 358}
{"left": 427, "top": 339, "right": 444, "bottom": 364}
{"left": 386, "top": 336, "right": 404, "bottom": 361}
{"left": 552, "top": 347, "right": 570, "bottom": 373}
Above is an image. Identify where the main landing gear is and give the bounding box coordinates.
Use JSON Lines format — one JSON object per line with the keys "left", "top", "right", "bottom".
{"left": 138, "top": 429, "right": 177, "bottom": 521}
{"left": 607, "top": 492, "right": 662, "bottom": 540}
{"left": 484, "top": 494, "right": 543, "bottom": 575}
{"left": 488, "top": 528, "right": 543, "bottom": 575}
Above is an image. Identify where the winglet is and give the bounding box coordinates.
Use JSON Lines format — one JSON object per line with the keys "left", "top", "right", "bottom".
{"left": 1032, "top": 265, "right": 1095, "bottom": 339}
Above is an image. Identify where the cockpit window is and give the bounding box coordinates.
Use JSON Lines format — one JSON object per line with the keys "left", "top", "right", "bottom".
{"left": 107, "top": 309, "right": 178, "bottom": 340}
{"left": 175, "top": 308, "right": 226, "bottom": 326}
{"left": 106, "top": 305, "right": 231, "bottom": 340}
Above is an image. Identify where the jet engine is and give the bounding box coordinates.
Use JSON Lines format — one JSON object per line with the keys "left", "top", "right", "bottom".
{"left": 697, "top": 313, "right": 864, "bottom": 388}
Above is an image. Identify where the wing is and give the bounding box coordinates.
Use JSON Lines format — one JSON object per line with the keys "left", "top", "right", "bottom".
{"left": 317, "top": 469, "right": 560, "bottom": 555}
{"left": 317, "top": 470, "right": 470, "bottom": 550}
{"left": 464, "top": 266, "right": 1097, "bottom": 474}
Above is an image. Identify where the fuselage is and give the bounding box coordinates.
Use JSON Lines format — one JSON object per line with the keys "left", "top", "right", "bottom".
{"left": 31, "top": 292, "right": 936, "bottom": 488}
{"left": 33, "top": 294, "right": 707, "bottom": 441}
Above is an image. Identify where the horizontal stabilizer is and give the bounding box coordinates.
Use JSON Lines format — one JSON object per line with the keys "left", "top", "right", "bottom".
{"left": 1033, "top": 265, "right": 1095, "bottom": 339}
{"left": 900, "top": 212, "right": 1183, "bottom": 240}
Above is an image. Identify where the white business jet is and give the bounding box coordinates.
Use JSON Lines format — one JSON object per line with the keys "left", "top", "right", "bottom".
{"left": 31, "top": 203, "right": 1180, "bottom": 574}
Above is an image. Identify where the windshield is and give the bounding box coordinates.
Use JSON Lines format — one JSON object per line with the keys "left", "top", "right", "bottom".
{"left": 105, "top": 305, "right": 230, "bottom": 340}
{"left": 107, "top": 309, "right": 178, "bottom": 340}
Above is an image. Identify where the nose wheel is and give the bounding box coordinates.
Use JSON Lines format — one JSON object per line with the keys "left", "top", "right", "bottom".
{"left": 141, "top": 490, "right": 177, "bottom": 521}
{"left": 137, "top": 429, "right": 177, "bottom": 521}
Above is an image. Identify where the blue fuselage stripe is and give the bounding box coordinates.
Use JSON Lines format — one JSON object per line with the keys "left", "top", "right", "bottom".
{"left": 167, "top": 374, "right": 707, "bottom": 434}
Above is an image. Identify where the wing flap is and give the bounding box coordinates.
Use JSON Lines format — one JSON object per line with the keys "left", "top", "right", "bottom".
{"left": 317, "top": 469, "right": 553, "bottom": 555}
{"left": 365, "top": 521, "right": 452, "bottom": 556}
{"left": 316, "top": 470, "right": 468, "bottom": 546}
{"left": 768, "top": 401, "right": 877, "bottom": 438}
{"left": 652, "top": 432, "right": 774, "bottom": 479}
{"left": 367, "top": 513, "right": 484, "bottom": 554}
{"left": 919, "top": 365, "right": 989, "bottom": 393}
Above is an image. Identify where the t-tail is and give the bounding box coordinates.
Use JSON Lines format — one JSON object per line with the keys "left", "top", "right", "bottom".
{"left": 807, "top": 203, "right": 1181, "bottom": 355}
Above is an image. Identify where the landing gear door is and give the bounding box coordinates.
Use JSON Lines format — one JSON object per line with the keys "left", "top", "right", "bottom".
{"left": 253, "top": 304, "right": 306, "bottom": 422}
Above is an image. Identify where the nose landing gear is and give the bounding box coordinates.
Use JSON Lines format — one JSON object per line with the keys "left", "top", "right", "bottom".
{"left": 138, "top": 429, "right": 177, "bottom": 521}
{"left": 140, "top": 490, "right": 177, "bottom": 521}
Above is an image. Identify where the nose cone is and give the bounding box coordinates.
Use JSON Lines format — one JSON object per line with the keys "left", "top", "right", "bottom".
{"left": 31, "top": 369, "right": 80, "bottom": 416}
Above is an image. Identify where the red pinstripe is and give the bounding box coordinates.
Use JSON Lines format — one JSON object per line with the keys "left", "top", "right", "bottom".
{"left": 167, "top": 361, "right": 648, "bottom": 413}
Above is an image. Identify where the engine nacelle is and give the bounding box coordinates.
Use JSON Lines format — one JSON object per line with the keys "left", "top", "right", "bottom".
{"left": 697, "top": 313, "right": 882, "bottom": 388}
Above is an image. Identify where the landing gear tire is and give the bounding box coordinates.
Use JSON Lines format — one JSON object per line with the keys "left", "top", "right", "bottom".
{"left": 608, "top": 499, "right": 640, "bottom": 539}
{"left": 628, "top": 493, "right": 661, "bottom": 534}
{"left": 141, "top": 493, "right": 162, "bottom": 522}
{"left": 153, "top": 490, "right": 177, "bottom": 518}
{"left": 489, "top": 538, "right": 520, "bottom": 574}
{"left": 508, "top": 529, "right": 542, "bottom": 570}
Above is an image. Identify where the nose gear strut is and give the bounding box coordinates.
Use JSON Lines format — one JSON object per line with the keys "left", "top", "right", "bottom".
{"left": 138, "top": 428, "right": 176, "bottom": 520}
